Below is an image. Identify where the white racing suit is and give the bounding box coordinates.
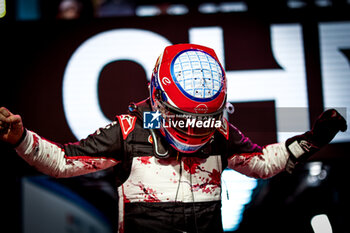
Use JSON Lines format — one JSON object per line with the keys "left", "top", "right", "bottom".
{"left": 15, "top": 99, "right": 290, "bottom": 233}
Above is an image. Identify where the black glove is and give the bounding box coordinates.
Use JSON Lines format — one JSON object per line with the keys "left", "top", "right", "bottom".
{"left": 285, "top": 109, "right": 347, "bottom": 173}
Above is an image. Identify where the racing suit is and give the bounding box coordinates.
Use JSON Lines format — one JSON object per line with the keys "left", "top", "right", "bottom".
{"left": 15, "top": 99, "right": 289, "bottom": 233}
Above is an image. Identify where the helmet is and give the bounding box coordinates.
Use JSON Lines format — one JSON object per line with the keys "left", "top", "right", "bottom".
{"left": 149, "top": 44, "right": 227, "bottom": 153}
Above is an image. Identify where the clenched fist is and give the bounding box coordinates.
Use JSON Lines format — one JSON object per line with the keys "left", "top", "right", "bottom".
{"left": 0, "top": 107, "right": 24, "bottom": 145}
{"left": 285, "top": 108, "right": 347, "bottom": 173}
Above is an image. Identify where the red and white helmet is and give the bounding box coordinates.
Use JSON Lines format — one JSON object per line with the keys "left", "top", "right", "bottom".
{"left": 149, "top": 44, "right": 227, "bottom": 153}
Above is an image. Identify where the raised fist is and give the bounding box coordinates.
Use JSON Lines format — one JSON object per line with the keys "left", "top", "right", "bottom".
{"left": 0, "top": 107, "right": 24, "bottom": 145}
{"left": 310, "top": 109, "right": 347, "bottom": 147}
{"left": 285, "top": 109, "right": 347, "bottom": 173}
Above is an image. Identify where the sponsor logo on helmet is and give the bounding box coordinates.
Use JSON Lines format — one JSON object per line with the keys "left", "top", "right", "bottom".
{"left": 161, "top": 76, "right": 171, "bottom": 85}
{"left": 194, "top": 104, "right": 208, "bottom": 114}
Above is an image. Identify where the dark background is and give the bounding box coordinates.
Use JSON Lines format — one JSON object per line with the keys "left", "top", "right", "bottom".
{"left": 0, "top": 0, "right": 349, "bottom": 232}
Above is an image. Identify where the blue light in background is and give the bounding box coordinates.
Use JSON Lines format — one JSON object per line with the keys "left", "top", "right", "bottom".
{"left": 221, "top": 169, "right": 257, "bottom": 231}
{"left": 16, "top": 0, "right": 40, "bottom": 21}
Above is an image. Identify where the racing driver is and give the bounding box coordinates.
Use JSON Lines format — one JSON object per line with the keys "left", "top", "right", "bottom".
{"left": 0, "top": 44, "right": 347, "bottom": 233}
